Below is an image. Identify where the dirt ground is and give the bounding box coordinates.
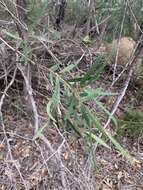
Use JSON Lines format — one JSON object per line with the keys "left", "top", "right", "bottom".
{"left": 0, "top": 94, "right": 142, "bottom": 190}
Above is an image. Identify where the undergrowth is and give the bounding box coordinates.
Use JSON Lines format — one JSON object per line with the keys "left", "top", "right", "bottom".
{"left": 0, "top": 0, "right": 143, "bottom": 171}
{"left": 117, "top": 109, "right": 143, "bottom": 139}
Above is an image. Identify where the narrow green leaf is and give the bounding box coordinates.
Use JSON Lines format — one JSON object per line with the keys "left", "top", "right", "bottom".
{"left": 88, "top": 110, "right": 134, "bottom": 163}
{"left": 66, "top": 119, "right": 82, "bottom": 137}
{"left": 85, "top": 131, "right": 110, "bottom": 149}
{"left": 80, "top": 88, "right": 117, "bottom": 102}
{"left": 105, "top": 131, "right": 134, "bottom": 162}
{"left": 50, "top": 65, "right": 59, "bottom": 72}
{"left": 49, "top": 72, "right": 54, "bottom": 86}
{"left": 60, "top": 64, "right": 76, "bottom": 73}
{"left": 52, "top": 77, "right": 60, "bottom": 106}
{"left": 2, "top": 30, "right": 21, "bottom": 40}
{"left": 46, "top": 101, "right": 56, "bottom": 122}
{"left": 68, "top": 77, "right": 83, "bottom": 83}
{"left": 95, "top": 100, "right": 117, "bottom": 126}
{"left": 68, "top": 59, "right": 105, "bottom": 85}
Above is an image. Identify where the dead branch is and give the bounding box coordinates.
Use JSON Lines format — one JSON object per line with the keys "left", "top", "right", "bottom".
{"left": 0, "top": 68, "right": 30, "bottom": 189}
{"left": 17, "top": 64, "right": 39, "bottom": 134}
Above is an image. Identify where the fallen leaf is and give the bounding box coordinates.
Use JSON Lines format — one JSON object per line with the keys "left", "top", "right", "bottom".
{"left": 63, "top": 152, "right": 69, "bottom": 160}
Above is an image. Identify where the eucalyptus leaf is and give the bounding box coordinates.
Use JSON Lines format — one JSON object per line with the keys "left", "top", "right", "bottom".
{"left": 80, "top": 88, "right": 117, "bottom": 102}
{"left": 85, "top": 131, "right": 110, "bottom": 149}
{"left": 46, "top": 101, "right": 56, "bottom": 122}
{"left": 60, "top": 64, "right": 76, "bottom": 73}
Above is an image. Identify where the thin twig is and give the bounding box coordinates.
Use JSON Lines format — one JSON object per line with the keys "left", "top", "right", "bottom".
{"left": 0, "top": 68, "right": 29, "bottom": 189}
{"left": 104, "top": 68, "right": 133, "bottom": 128}
{"left": 112, "top": 1, "right": 127, "bottom": 82}
{"left": 39, "top": 134, "right": 67, "bottom": 189}
{"left": 18, "top": 65, "right": 39, "bottom": 133}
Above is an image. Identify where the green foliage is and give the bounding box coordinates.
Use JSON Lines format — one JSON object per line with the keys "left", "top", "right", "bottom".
{"left": 34, "top": 55, "right": 135, "bottom": 163}
{"left": 65, "top": 0, "right": 90, "bottom": 25}
{"left": 27, "top": 0, "right": 49, "bottom": 31}
{"left": 69, "top": 55, "right": 106, "bottom": 86}
{"left": 117, "top": 109, "right": 143, "bottom": 138}
{"left": 21, "top": 0, "right": 143, "bottom": 43}
{"left": 64, "top": 0, "right": 143, "bottom": 41}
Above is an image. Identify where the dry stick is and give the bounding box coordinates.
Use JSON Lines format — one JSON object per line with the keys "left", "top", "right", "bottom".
{"left": 39, "top": 134, "right": 67, "bottom": 189}
{"left": 33, "top": 39, "right": 95, "bottom": 189}
{"left": 0, "top": 36, "right": 39, "bottom": 133}
{"left": 54, "top": 124, "right": 94, "bottom": 190}
{"left": 53, "top": 123, "right": 95, "bottom": 189}
{"left": 34, "top": 141, "right": 52, "bottom": 177}
{"left": 0, "top": 132, "right": 33, "bottom": 141}
{"left": 0, "top": 37, "right": 73, "bottom": 93}
{"left": 37, "top": 38, "right": 94, "bottom": 188}
{"left": 84, "top": 68, "right": 133, "bottom": 180}
{"left": 85, "top": 34, "right": 143, "bottom": 175}
{"left": 0, "top": 32, "right": 94, "bottom": 189}
{"left": 94, "top": 68, "right": 133, "bottom": 153}
{"left": 86, "top": 0, "right": 100, "bottom": 37}
{"left": 112, "top": 1, "right": 127, "bottom": 83}
{"left": 1, "top": 0, "right": 38, "bottom": 133}
{"left": 38, "top": 39, "right": 63, "bottom": 66}
{"left": 111, "top": 35, "right": 143, "bottom": 86}
{"left": 0, "top": 20, "right": 14, "bottom": 27}
{"left": 127, "top": 0, "right": 143, "bottom": 35}
{"left": 40, "top": 137, "right": 65, "bottom": 165}
{"left": 16, "top": 1, "right": 39, "bottom": 135}
{"left": 86, "top": 1, "right": 93, "bottom": 36}
{"left": 92, "top": 0, "right": 99, "bottom": 34}
{"left": 0, "top": 37, "right": 35, "bottom": 65}
{"left": 0, "top": 0, "right": 28, "bottom": 31}
{"left": 104, "top": 68, "right": 133, "bottom": 128}
{"left": 3, "top": 123, "right": 29, "bottom": 190}
{"left": 111, "top": 0, "right": 143, "bottom": 87}
{"left": 18, "top": 65, "right": 39, "bottom": 133}
{"left": 0, "top": 68, "right": 17, "bottom": 112}
{"left": 0, "top": 69, "right": 29, "bottom": 190}
{"left": 40, "top": 132, "right": 92, "bottom": 190}
{"left": 88, "top": 15, "right": 111, "bottom": 34}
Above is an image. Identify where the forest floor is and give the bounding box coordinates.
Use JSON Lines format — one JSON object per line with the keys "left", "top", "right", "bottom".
{"left": 0, "top": 102, "right": 143, "bottom": 190}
